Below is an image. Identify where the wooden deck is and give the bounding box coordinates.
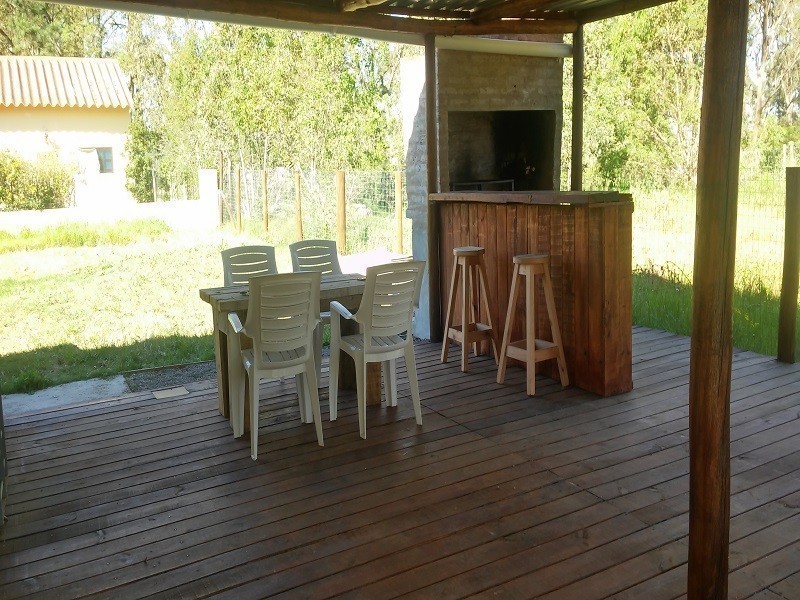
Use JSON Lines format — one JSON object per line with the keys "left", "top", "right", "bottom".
{"left": 2, "top": 326, "right": 800, "bottom": 599}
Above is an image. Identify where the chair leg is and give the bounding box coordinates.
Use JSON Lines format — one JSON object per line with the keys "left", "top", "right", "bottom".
{"left": 525, "top": 272, "right": 537, "bottom": 396}
{"left": 305, "top": 360, "right": 324, "bottom": 446}
{"left": 355, "top": 358, "right": 367, "bottom": 439}
{"left": 469, "top": 264, "right": 480, "bottom": 357}
{"left": 542, "top": 266, "right": 570, "bottom": 387}
{"left": 249, "top": 372, "right": 260, "bottom": 460}
{"left": 232, "top": 360, "right": 245, "bottom": 438}
{"left": 477, "top": 260, "right": 500, "bottom": 363}
{"left": 405, "top": 343, "right": 422, "bottom": 426}
{"left": 497, "top": 264, "right": 521, "bottom": 384}
{"left": 460, "top": 260, "right": 469, "bottom": 373}
{"left": 295, "top": 374, "right": 312, "bottom": 423}
{"left": 382, "top": 359, "right": 398, "bottom": 406}
{"left": 313, "top": 323, "right": 323, "bottom": 387}
{"left": 441, "top": 258, "right": 459, "bottom": 364}
{"left": 329, "top": 321, "right": 341, "bottom": 421}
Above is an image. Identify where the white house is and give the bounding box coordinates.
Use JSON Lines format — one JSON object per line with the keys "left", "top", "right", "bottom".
{"left": 0, "top": 55, "right": 134, "bottom": 207}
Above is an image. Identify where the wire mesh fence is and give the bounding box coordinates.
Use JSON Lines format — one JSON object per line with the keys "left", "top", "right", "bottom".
{"left": 220, "top": 167, "right": 410, "bottom": 255}
{"left": 623, "top": 160, "right": 792, "bottom": 293}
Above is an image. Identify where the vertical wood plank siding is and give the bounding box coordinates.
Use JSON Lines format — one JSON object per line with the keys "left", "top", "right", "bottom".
{"left": 437, "top": 197, "right": 633, "bottom": 397}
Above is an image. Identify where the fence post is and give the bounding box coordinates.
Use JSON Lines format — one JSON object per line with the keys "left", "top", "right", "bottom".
{"left": 336, "top": 170, "right": 346, "bottom": 253}
{"left": 778, "top": 167, "right": 800, "bottom": 362}
{"left": 294, "top": 168, "right": 303, "bottom": 240}
{"left": 261, "top": 169, "right": 269, "bottom": 233}
{"left": 395, "top": 170, "right": 404, "bottom": 254}
{"left": 235, "top": 167, "right": 242, "bottom": 234}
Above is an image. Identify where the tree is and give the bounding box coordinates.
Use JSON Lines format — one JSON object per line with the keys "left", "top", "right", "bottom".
{"left": 748, "top": 0, "right": 800, "bottom": 134}
{"left": 0, "top": 0, "right": 112, "bottom": 56}
{"left": 582, "top": 0, "right": 707, "bottom": 189}
{"left": 747, "top": 0, "right": 800, "bottom": 168}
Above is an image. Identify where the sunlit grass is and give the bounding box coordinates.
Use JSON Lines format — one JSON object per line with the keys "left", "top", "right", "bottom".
{"left": 0, "top": 222, "right": 272, "bottom": 394}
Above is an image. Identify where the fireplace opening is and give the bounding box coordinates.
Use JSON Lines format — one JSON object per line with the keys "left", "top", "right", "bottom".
{"left": 448, "top": 110, "right": 556, "bottom": 191}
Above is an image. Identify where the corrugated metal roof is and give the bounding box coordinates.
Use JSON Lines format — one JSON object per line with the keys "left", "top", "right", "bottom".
{"left": 74, "top": 0, "right": 676, "bottom": 37}
{"left": 0, "top": 56, "right": 133, "bottom": 109}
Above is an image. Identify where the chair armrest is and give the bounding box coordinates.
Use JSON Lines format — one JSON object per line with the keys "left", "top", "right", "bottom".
{"left": 330, "top": 301, "right": 355, "bottom": 320}
{"left": 228, "top": 312, "right": 245, "bottom": 334}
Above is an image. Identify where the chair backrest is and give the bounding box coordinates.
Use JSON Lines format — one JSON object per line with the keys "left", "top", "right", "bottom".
{"left": 357, "top": 261, "right": 425, "bottom": 353}
{"left": 244, "top": 272, "right": 321, "bottom": 370}
{"left": 221, "top": 245, "right": 278, "bottom": 286}
{"left": 289, "top": 239, "right": 342, "bottom": 275}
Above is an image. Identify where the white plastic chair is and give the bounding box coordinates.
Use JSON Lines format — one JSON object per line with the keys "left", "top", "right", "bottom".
{"left": 289, "top": 239, "right": 342, "bottom": 275}
{"left": 329, "top": 261, "right": 425, "bottom": 439}
{"left": 221, "top": 245, "right": 279, "bottom": 286}
{"left": 227, "top": 272, "right": 324, "bottom": 460}
{"left": 289, "top": 239, "right": 342, "bottom": 384}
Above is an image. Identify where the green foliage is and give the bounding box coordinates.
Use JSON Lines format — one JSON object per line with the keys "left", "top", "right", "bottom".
{"left": 583, "top": 0, "right": 707, "bottom": 190}
{"left": 125, "top": 113, "right": 164, "bottom": 202}
{"left": 0, "top": 0, "right": 108, "bottom": 56}
{"left": 121, "top": 22, "right": 404, "bottom": 196}
{"left": 0, "top": 151, "right": 75, "bottom": 211}
{"left": 754, "top": 117, "right": 800, "bottom": 171}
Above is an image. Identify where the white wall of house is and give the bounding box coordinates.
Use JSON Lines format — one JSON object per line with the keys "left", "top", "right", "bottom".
{"left": 0, "top": 105, "right": 132, "bottom": 208}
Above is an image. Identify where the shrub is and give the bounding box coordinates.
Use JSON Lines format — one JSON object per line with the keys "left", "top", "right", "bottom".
{"left": 0, "top": 151, "right": 75, "bottom": 211}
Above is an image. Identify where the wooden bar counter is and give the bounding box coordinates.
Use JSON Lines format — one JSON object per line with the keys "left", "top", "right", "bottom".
{"left": 430, "top": 190, "right": 633, "bottom": 396}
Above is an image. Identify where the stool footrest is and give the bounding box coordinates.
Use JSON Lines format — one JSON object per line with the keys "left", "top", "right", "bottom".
{"left": 505, "top": 339, "right": 560, "bottom": 363}
{"left": 447, "top": 322, "right": 494, "bottom": 344}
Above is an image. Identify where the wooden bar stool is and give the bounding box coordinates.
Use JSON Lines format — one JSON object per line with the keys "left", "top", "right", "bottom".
{"left": 441, "top": 246, "right": 499, "bottom": 372}
{"left": 497, "top": 253, "right": 569, "bottom": 395}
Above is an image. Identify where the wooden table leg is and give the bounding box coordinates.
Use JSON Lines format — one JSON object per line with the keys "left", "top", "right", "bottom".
{"left": 212, "top": 309, "right": 229, "bottom": 418}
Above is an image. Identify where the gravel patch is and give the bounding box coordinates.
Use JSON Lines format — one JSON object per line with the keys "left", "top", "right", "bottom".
{"left": 123, "top": 360, "right": 217, "bottom": 392}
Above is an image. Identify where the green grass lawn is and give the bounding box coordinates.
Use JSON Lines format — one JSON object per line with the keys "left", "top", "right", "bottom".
{"left": 0, "top": 221, "right": 294, "bottom": 394}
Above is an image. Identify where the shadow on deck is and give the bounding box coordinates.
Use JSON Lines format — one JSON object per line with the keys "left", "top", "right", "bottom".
{"left": 2, "top": 327, "right": 800, "bottom": 598}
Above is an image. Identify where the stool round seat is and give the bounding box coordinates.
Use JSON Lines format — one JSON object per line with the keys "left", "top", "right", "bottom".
{"left": 453, "top": 246, "right": 486, "bottom": 257}
{"left": 513, "top": 253, "right": 548, "bottom": 265}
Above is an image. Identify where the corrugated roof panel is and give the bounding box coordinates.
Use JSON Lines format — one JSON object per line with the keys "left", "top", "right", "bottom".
{"left": 0, "top": 56, "right": 132, "bottom": 109}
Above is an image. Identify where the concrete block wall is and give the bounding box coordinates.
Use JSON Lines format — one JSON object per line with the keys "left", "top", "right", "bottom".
{"left": 402, "top": 40, "right": 565, "bottom": 339}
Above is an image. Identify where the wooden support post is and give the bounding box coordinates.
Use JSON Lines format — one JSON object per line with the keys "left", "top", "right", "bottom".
{"left": 687, "top": 1, "right": 748, "bottom": 598}
{"left": 261, "top": 169, "right": 269, "bottom": 233}
{"left": 294, "top": 168, "right": 303, "bottom": 240}
{"left": 425, "top": 34, "right": 443, "bottom": 342}
{"left": 235, "top": 167, "right": 242, "bottom": 234}
{"left": 336, "top": 170, "right": 346, "bottom": 253}
{"left": 778, "top": 167, "right": 800, "bottom": 362}
{"left": 571, "top": 25, "right": 584, "bottom": 192}
{"left": 395, "top": 170, "right": 404, "bottom": 254}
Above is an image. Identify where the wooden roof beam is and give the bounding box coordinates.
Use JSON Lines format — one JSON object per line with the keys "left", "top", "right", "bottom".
{"left": 471, "top": 0, "right": 560, "bottom": 24}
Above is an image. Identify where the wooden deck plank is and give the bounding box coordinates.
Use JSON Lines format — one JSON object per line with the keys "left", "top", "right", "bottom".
{"left": 1, "top": 329, "right": 799, "bottom": 599}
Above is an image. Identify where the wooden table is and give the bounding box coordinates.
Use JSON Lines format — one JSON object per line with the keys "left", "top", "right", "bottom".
{"left": 200, "top": 273, "right": 376, "bottom": 425}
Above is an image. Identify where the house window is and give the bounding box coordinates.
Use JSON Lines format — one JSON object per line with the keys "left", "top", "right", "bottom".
{"left": 96, "top": 148, "right": 113, "bottom": 173}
